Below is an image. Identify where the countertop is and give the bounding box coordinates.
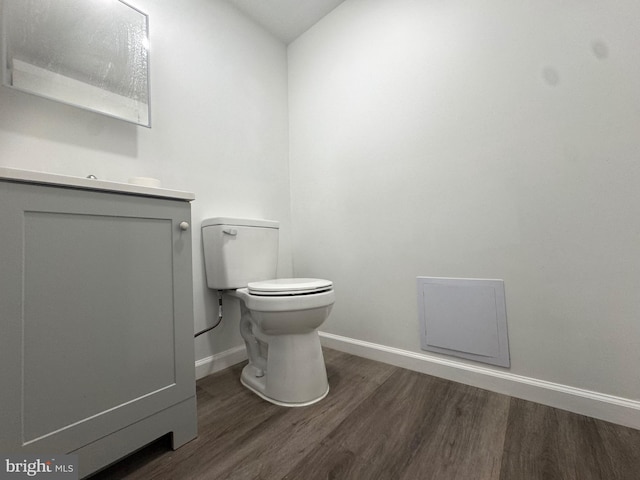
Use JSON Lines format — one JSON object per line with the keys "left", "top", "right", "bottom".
{"left": 0, "top": 167, "right": 195, "bottom": 201}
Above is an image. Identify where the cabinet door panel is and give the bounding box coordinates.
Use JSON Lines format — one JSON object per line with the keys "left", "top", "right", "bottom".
{"left": 0, "top": 182, "right": 195, "bottom": 453}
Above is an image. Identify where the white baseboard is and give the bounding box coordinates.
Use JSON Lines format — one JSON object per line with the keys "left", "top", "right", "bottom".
{"left": 195, "top": 345, "right": 247, "bottom": 380}
{"left": 319, "top": 331, "right": 640, "bottom": 430}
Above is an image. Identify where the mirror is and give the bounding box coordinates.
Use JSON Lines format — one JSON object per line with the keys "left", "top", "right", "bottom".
{"left": 2, "top": 0, "right": 150, "bottom": 127}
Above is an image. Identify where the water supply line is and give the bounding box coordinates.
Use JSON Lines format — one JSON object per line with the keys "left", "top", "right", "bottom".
{"left": 194, "top": 290, "right": 224, "bottom": 337}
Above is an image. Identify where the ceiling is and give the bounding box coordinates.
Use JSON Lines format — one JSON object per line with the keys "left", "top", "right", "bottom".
{"left": 227, "top": 0, "right": 346, "bottom": 44}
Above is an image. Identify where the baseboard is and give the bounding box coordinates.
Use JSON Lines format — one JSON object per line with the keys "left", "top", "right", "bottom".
{"left": 319, "top": 331, "right": 640, "bottom": 430}
{"left": 195, "top": 345, "right": 247, "bottom": 380}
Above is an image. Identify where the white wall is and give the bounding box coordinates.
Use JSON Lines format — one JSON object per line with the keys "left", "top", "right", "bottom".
{"left": 0, "top": 0, "right": 292, "bottom": 363}
{"left": 4, "top": 0, "right": 640, "bottom": 410}
{"left": 289, "top": 0, "right": 640, "bottom": 402}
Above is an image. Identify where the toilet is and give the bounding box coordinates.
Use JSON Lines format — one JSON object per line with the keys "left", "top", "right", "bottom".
{"left": 201, "top": 217, "right": 334, "bottom": 407}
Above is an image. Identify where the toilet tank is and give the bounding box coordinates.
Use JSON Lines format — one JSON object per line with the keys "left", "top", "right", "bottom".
{"left": 201, "top": 217, "right": 279, "bottom": 290}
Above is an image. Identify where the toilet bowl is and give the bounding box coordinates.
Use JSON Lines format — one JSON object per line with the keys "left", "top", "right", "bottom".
{"left": 229, "top": 279, "right": 334, "bottom": 406}
{"left": 201, "top": 218, "right": 335, "bottom": 407}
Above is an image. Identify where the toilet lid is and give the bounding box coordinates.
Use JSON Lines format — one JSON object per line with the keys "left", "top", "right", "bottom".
{"left": 247, "top": 278, "right": 333, "bottom": 296}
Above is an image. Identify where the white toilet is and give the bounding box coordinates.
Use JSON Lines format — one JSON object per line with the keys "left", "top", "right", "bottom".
{"left": 201, "top": 217, "right": 334, "bottom": 407}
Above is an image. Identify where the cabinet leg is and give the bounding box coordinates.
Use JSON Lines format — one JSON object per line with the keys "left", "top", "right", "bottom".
{"left": 171, "top": 396, "right": 198, "bottom": 449}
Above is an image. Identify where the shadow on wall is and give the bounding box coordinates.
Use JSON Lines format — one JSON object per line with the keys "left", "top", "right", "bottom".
{"left": 0, "top": 87, "right": 138, "bottom": 157}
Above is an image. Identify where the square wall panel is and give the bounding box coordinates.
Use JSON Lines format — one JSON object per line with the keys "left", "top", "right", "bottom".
{"left": 417, "top": 277, "right": 510, "bottom": 367}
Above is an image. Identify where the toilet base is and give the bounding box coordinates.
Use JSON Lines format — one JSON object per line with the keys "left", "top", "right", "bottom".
{"left": 240, "top": 364, "right": 329, "bottom": 407}
{"left": 233, "top": 292, "right": 332, "bottom": 407}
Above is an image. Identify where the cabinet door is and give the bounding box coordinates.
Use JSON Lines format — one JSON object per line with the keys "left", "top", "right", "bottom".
{"left": 0, "top": 181, "right": 195, "bottom": 453}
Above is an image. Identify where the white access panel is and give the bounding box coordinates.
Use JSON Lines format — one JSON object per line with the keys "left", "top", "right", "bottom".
{"left": 417, "top": 277, "right": 510, "bottom": 367}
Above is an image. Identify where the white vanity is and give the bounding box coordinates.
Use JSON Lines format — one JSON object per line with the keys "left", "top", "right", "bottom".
{"left": 0, "top": 168, "right": 197, "bottom": 478}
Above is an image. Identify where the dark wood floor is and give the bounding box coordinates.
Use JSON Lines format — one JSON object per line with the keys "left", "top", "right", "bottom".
{"left": 92, "top": 348, "right": 640, "bottom": 480}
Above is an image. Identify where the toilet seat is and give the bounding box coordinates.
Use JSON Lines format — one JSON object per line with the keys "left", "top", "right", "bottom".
{"left": 247, "top": 278, "right": 333, "bottom": 296}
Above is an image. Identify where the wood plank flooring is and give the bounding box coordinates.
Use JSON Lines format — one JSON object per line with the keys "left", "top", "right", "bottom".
{"left": 91, "top": 348, "right": 640, "bottom": 480}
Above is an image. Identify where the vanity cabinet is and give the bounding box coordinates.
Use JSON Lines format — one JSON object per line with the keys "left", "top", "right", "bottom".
{"left": 0, "top": 173, "right": 197, "bottom": 478}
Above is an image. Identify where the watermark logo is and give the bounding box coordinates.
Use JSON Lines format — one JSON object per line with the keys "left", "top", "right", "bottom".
{"left": 0, "top": 455, "right": 77, "bottom": 480}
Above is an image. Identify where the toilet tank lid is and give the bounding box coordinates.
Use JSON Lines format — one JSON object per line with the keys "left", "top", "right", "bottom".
{"left": 201, "top": 217, "right": 279, "bottom": 229}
